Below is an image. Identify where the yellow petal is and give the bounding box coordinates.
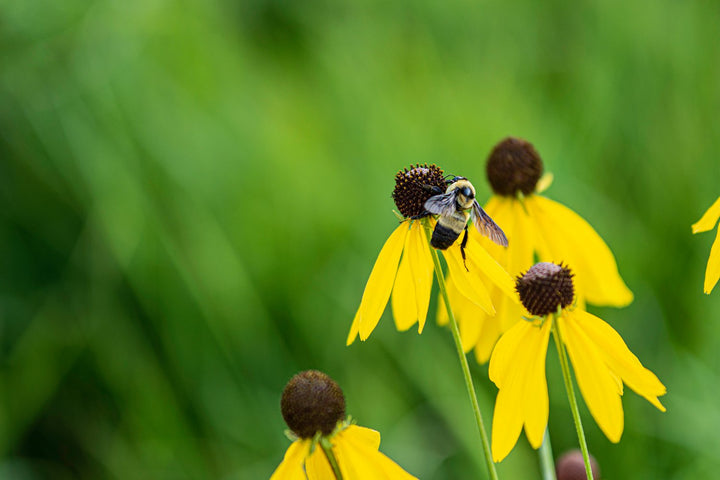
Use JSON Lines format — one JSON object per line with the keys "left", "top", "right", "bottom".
{"left": 522, "top": 320, "right": 552, "bottom": 449}
{"left": 692, "top": 196, "right": 720, "bottom": 233}
{"left": 391, "top": 232, "right": 418, "bottom": 332}
{"left": 306, "top": 444, "right": 335, "bottom": 479}
{"left": 333, "top": 426, "right": 417, "bottom": 480}
{"left": 528, "top": 195, "right": 633, "bottom": 307}
{"left": 407, "top": 222, "right": 434, "bottom": 333}
{"left": 489, "top": 319, "right": 530, "bottom": 387}
{"left": 436, "top": 273, "right": 455, "bottom": 327}
{"left": 356, "top": 223, "right": 409, "bottom": 341}
{"left": 464, "top": 235, "right": 518, "bottom": 302}
{"left": 573, "top": 310, "right": 666, "bottom": 411}
{"left": 474, "top": 196, "right": 514, "bottom": 263}
{"left": 347, "top": 309, "right": 361, "bottom": 346}
{"left": 704, "top": 226, "right": 720, "bottom": 294}
{"left": 443, "top": 246, "right": 495, "bottom": 315}
{"left": 559, "top": 312, "right": 625, "bottom": 442}
{"left": 270, "top": 440, "right": 311, "bottom": 480}
{"left": 472, "top": 287, "right": 509, "bottom": 363}
{"left": 472, "top": 313, "right": 501, "bottom": 363}
{"left": 458, "top": 300, "right": 483, "bottom": 352}
{"left": 536, "top": 172, "right": 554, "bottom": 193}
{"left": 506, "top": 199, "right": 536, "bottom": 280}
{"left": 489, "top": 320, "right": 550, "bottom": 461}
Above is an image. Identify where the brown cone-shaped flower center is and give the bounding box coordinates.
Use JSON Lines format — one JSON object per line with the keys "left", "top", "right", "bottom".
{"left": 281, "top": 370, "right": 346, "bottom": 439}
{"left": 392, "top": 164, "right": 446, "bottom": 218}
{"left": 556, "top": 449, "right": 601, "bottom": 480}
{"left": 486, "top": 137, "right": 543, "bottom": 196}
{"left": 516, "top": 262, "right": 574, "bottom": 316}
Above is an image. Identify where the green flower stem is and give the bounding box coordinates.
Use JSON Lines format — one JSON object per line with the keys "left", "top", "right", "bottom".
{"left": 424, "top": 224, "right": 499, "bottom": 480}
{"left": 320, "top": 437, "right": 344, "bottom": 480}
{"left": 551, "top": 315, "right": 594, "bottom": 480}
{"left": 538, "top": 429, "right": 557, "bottom": 480}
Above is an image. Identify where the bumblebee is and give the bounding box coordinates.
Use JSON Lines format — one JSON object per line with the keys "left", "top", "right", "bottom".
{"left": 423, "top": 176, "right": 508, "bottom": 266}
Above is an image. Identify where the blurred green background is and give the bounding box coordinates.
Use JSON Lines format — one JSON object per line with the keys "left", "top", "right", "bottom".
{"left": 1, "top": 0, "right": 719, "bottom": 478}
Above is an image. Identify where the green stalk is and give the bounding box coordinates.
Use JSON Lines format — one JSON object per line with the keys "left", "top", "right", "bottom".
{"left": 538, "top": 429, "right": 557, "bottom": 480}
{"left": 551, "top": 315, "right": 594, "bottom": 480}
{"left": 424, "top": 223, "right": 499, "bottom": 480}
{"left": 320, "top": 437, "right": 344, "bottom": 480}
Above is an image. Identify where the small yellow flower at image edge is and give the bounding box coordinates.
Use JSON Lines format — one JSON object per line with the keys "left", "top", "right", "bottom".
{"left": 347, "top": 164, "right": 516, "bottom": 345}
{"left": 271, "top": 370, "right": 417, "bottom": 480}
{"left": 692, "top": 196, "right": 720, "bottom": 294}
{"left": 444, "top": 137, "right": 634, "bottom": 364}
{"left": 489, "top": 263, "right": 666, "bottom": 466}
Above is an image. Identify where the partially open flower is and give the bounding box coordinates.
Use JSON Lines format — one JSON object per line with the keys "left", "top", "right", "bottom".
{"left": 271, "top": 370, "right": 418, "bottom": 480}
{"left": 489, "top": 262, "right": 665, "bottom": 463}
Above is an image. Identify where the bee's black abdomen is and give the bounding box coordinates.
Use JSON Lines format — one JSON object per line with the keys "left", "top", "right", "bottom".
{"left": 431, "top": 224, "right": 460, "bottom": 250}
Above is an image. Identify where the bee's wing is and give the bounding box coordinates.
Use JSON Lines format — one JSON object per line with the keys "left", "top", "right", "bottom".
{"left": 471, "top": 201, "right": 509, "bottom": 247}
{"left": 424, "top": 192, "right": 458, "bottom": 216}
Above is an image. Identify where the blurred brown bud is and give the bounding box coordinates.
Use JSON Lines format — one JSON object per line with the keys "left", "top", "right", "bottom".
{"left": 556, "top": 449, "right": 601, "bottom": 480}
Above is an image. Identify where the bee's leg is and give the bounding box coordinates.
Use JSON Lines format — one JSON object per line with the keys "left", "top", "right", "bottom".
{"left": 423, "top": 185, "right": 445, "bottom": 195}
{"left": 460, "top": 227, "right": 469, "bottom": 271}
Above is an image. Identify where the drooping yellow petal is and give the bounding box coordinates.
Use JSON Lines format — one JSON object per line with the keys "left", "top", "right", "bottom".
{"left": 528, "top": 195, "right": 633, "bottom": 307}
{"left": 305, "top": 444, "right": 334, "bottom": 479}
{"left": 535, "top": 172, "right": 554, "bottom": 193}
{"left": 270, "top": 439, "right": 311, "bottom": 480}
{"left": 489, "top": 318, "right": 531, "bottom": 387}
{"left": 473, "top": 310, "right": 502, "bottom": 363}
{"left": 406, "top": 221, "right": 434, "bottom": 333}
{"left": 489, "top": 319, "right": 551, "bottom": 461}
{"left": 496, "top": 199, "right": 535, "bottom": 334}
{"left": 464, "top": 235, "right": 518, "bottom": 302}
{"left": 462, "top": 198, "right": 529, "bottom": 363}
{"left": 704, "top": 226, "right": 720, "bottom": 294}
{"left": 475, "top": 195, "right": 514, "bottom": 264}
{"left": 522, "top": 320, "right": 552, "bottom": 449}
{"left": 391, "top": 231, "right": 418, "bottom": 332}
{"left": 506, "top": 199, "right": 536, "bottom": 280}
{"left": 355, "top": 223, "right": 408, "bottom": 341}
{"left": 458, "top": 300, "right": 483, "bottom": 352}
{"left": 443, "top": 246, "right": 495, "bottom": 315}
{"left": 333, "top": 426, "right": 418, "bottom": 480}
{"left": 347, "top": 310, "right": 361, "bottom": 346}
{"left": 437, "top": 273, "right": 484, "bottom": 352}
{"left": 692, "top": 196, "right": 720, "bottom": 233}
{"left": 559, "top": 312, "right": 625, "bottom": 443}
{"left": 491, "top": 378, "right": 524, "bottom": 463}
{"left": 573, "top": 309, "right": 666, "bottom": 411}
{"left": 436, "top": 273, "right": 455, "bottom": 327}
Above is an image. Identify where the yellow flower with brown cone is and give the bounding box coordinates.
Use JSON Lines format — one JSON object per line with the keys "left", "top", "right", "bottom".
{"left": 347, "top": 164, "right": 516, "bottom": 345}
{"left": 442, "top": 137, "right": 634, "bottom": 363}
{"left": 488, "top": 263, "right": 666, "bottom": 463}
{"left": 692, "top": 196, "right": 720, "bottom": 294}
{"left": 271, "top": 371, "right": 417, "bottom": 479}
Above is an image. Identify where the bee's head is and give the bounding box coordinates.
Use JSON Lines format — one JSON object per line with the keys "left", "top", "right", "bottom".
{"left": 447, "top": 177, "right": 476, "bottom": 207}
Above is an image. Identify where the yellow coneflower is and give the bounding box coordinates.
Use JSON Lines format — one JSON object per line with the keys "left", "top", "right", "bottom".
{"left": 271, "top": 370, "right": 417, "bottom": 480}
{"left": 489, "top": 263, "right": 665, "bottom": 465}
{"left": 692, "top": 196, "right": 720, "bottom": 294}
{"left": 347, "top": 164, "right": 515, "bottom": 345}
{"left": 446, "top": 137, "right": 634, "bottom": 363}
